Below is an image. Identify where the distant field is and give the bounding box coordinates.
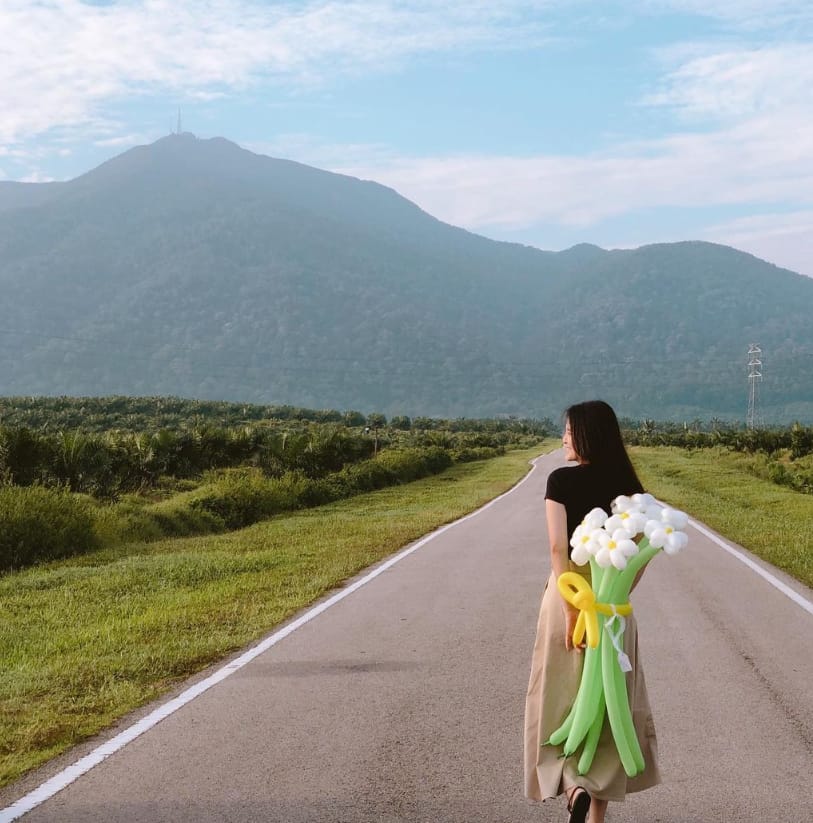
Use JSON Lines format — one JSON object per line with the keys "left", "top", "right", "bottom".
{"left": 0, "top": 444, "right": 551, "bottom": 789}
{"left": 631, "top": 446, "right": 813, "bottom": 588}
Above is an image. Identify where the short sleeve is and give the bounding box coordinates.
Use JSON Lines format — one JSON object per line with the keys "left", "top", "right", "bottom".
{"left": 545, "top": 467, "right": 568, "bottom": 504}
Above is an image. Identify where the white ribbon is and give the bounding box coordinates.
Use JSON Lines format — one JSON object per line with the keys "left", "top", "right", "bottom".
{"left": 604, "top": 605, "right": 632, "bottom": 672}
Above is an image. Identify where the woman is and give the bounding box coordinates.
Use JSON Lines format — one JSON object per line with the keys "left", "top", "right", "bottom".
{"left": 524, "top": 401, "right": 660, "bottom": 823}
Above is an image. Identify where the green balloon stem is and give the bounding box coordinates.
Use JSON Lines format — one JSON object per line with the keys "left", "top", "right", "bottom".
{"left": 588, "top": 555, "right": 603, "bottom": 594}
{"left": 563, "top": 631, "right": 604, "bottom": 754}
{"left": 611, "top": 635, "right": 646, "bottom": 773}
{"left": 577, "top": 688, "right": 606, "bottom": 775}
{"left": 601, "top": 624, "right": 639, "bottom": 777}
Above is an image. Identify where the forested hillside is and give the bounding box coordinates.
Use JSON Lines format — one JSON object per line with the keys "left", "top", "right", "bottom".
{"left": 2, "top": 134, "right": 812, "bottom": 421}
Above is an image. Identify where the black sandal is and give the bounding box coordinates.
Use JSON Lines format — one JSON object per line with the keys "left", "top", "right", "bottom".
{"left": 566, "top": 787, "right": 591, "bottom": 823}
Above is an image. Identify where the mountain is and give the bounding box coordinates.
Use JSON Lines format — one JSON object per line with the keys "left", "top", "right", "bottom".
{"left": 2, "top": 133, "right": 812, "bottom": 421}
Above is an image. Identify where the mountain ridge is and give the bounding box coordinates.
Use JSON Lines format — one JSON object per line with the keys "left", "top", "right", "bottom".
{"left": 2, "top": 134, "right": 811, "bottom": 421}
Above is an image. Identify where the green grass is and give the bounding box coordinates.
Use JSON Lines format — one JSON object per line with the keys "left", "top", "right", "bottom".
{"left": 0, "top": 445, "right": 552, "bottom": 789}
{"left": 631, "top": 446, "right": 813, "bottom": 588}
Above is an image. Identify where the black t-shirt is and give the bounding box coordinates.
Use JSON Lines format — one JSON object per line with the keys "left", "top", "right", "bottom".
{"left": 545, "top": 463, "right": 643, "bottom": 543}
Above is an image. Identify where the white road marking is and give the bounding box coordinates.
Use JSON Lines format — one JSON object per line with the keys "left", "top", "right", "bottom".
{"left": 687, "top": 517, "right": 813, "bottom": 617}
{"left": 0, "top": 458, "right": 543, "bottom": 823}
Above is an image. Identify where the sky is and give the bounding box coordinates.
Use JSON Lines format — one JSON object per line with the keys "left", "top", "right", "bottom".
{"left": 2, "top": 1, "right": 813, "bottom": 276}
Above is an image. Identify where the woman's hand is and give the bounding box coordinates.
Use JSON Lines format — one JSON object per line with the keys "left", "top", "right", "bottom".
{"left": 563, "top": 604, "right": 585, "bottom": 653}
{"left": 546, "top": 499, "right": 585, "bottom": 653}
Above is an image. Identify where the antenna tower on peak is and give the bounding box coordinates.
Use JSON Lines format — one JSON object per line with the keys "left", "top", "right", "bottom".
{"left": 746, "top": 343, "right": 763, "bottom": 429}
{"left": 177, "top": 107, "right": 182, "bottom": 135}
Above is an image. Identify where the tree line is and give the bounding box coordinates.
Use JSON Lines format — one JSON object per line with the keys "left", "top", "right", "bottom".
{"left": 0, "top": 421, "right": 546, "bottom": 501}
{"left": 622, "top": 419, "right": 813, "bottom": 495}
{"left": 621, "top": 419, "right": 813, "bottom": 459}
{"left": 0, "top": 406, "right": 548, "bottom": 572}
{"left": 0, "top": 395, "right": 550, "bottom": 435}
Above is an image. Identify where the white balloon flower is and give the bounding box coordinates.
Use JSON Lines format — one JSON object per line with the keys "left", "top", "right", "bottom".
{"left": 662, "top": 530, "right": 689, "bottom": 555}
{"left": 643, "top": 504, "right": 664, "bottom": 521}
{"left": 644, "top": 509, "right": 690, "bottom": 555}
{"left": 594, "top": 529, "right": 639, "bottom": 570}
{"left": 582, "top": 507, "right": 609, "bottom": 530}
{"left": 613, "top": 493, "right": 657, "bottom": 515}
{"left": 661, "top": 507, "right": 689, "bottom": 530}
{"left": 604, "top": 510, "right": 647, "bottom": 539}
{"left": 611, "top": 495, "right": 633, "bottom": 514}
{"left": 569, "top": 523, "right": 601, "bottom": 566}
{"left": 631, "top": 492, "right": 657, "bottom": 511}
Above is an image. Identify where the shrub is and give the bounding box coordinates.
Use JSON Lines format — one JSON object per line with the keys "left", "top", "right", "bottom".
{"left": 91, "top": 444, "right": 472, "bottom": 543}
{"left": 146, "top": 498, "right": 227, "bottom": 538}
{"left": 419, "top": 446, "right": 454, "bottom": 474}
{"left": 374, "top": 449, "right": 425, "bottom": 483}
{"left": 91, "top": 493, "right": 227, "bottom": 546}
{"left": 338, "top": 460, "right": 396, "bottom": 493}
{"left": 294, "top": 475, "right": 346, "bottom": 507}
{"left": 790, "top": 423, "right": 813, "bottom": 460}
{"left": 189, "top": 469, "right": 305, "bottom": 529}
{"left": 0, "top": 427, "right": 52, "bottom": 486}
{"left": 452, "top": 446, "right": 504, "bottom": 463}
{"left": 745, "top": 452, "right": 813, "bottom": 495}
{"left": 0, "top": 485, "right": 97, "bottom": 572}
{"left": 374, "top": 446, "right": 453, "bottom": 482}
{"left": 92, "top": 505, "right": 166, "bottom": 546}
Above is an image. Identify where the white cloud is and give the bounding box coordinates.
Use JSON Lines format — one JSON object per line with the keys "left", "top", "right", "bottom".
{"left": 294, "top": 98, "right": 809, "bottom": 276}
{"left": 701, "top": 210, "right": 813, "bottom": 276}
{"left": 329, "top": 108, "right": 813, "bottom": 231}
{"left": 0, "top": 0, "right": 554, "bottom": 145}
{"left": 19, "top": 170, "right": 57, "bottom": 183}
{"left": 93, "top": 133, "right": 151, "bottom": 148}
{"left": 648, "top": 0, "right": 813, "bottom": 31}
{"left": 644, "top": 44, "right": 813, "bottom": 121}
{"left": 290, "top": 7, "right": 811, "bottom": 278}
{"left": 245, "top": 133, "right": 402, "bottom": 169}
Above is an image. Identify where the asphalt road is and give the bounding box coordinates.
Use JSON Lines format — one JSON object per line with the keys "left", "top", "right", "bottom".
{"left": 3, "top": 450, "right": 812, "bottom": 822}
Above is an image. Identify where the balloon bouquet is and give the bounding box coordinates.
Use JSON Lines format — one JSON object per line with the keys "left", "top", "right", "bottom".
{"left": 546, "top": 493, "right": 689, "bottom": 777}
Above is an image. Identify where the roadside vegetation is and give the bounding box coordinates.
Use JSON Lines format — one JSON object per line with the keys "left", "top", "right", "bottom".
{"left": 631, "top": 446, "right": 813, "bottom": 588}
{"left": 0, "top": 443, "right": 550, "bottom": 789}
{"left": 623, "top": 419, "right": 813, "bottom": 495}
{"left": 622, "top": 419, "right": 813, "bottom": 588}
{"left": 0, "top": 399, "right": 548, "bottom": 573}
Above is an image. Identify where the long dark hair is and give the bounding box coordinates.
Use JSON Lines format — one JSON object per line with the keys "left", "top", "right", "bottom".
{"left": 565, "top": 400, "right": 643, "bottom": 493}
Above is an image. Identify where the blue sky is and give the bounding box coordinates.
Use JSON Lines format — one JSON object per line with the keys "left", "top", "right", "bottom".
{"left": 3, "top": 0, "right": 813, "bottom": 276}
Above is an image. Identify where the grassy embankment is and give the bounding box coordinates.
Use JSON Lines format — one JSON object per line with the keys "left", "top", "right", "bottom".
{"left": 0, "top": 443, "right": 553, "bottom": 789}
{"left": 631, "top": 446, "right": 813, "bottom": 588}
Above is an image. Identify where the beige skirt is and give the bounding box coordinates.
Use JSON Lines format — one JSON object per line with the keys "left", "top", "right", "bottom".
{"left": 524, "top": 572, "right": 661, "bottom": 802}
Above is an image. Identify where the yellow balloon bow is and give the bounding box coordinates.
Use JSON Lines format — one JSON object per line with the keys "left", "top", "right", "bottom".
{"left": 557, "top": 572, "right": 632, "bottom": 649}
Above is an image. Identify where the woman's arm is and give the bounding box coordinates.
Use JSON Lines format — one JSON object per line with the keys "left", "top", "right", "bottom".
{"left": 545, "top": 498, "right": 583, "bottom": 652}
{"left": 629, "top": 533, "right": 648, "bottom": 593}
{"left": 630, "top": 566, "right": 647, "bottom": 593}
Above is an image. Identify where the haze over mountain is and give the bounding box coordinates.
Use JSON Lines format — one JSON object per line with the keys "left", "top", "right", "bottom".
{"left": 2, "top": 134, "right": 812, "bottom": 422}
